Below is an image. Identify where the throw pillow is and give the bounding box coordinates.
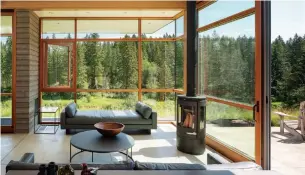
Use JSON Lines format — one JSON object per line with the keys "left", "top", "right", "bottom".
{"left": 65, "top": 102, "right": 77, "bottom": 118}
{"left": 135, "top": 102, "right": 152, "bottom": 119}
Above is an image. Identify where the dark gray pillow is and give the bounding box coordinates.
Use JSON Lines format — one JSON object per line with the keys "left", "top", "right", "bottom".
{"left": 65, "top": 102, "right": 77, "bottom": 118}
{"left": 135, "top": 102, "right": 152, "bottom": 119}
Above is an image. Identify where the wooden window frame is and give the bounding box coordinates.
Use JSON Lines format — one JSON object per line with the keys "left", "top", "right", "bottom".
{"left": 1, "top": 11, "right": 16, "bottom": 133}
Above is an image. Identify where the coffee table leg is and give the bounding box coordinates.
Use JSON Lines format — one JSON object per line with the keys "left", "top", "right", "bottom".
{"left": 126, "top": 149, "right": 128, "bottom": 161}
{"left": 70, "top": 143, "right": 71, "bottom": 163}
{"left": 131, "top": 147, "right": 132, "bottom": 158}
{"left": 92, "top": 152, "right": 93, "bottom": 162}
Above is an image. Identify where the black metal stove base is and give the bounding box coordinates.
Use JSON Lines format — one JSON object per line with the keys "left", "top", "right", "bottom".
{"left": 177, "top": 136, "right": 205, "bottom": 155}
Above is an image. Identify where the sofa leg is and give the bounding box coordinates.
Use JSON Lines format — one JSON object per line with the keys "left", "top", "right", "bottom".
{"left": 66, "top": 129, "right": 71, "bottom": 135}
{"left": 146, "top": 129, "right": 151, "bottom": 134}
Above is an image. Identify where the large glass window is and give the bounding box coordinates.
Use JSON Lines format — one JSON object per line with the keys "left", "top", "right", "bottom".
{"left": 175, "top": 16, "right": 184, "bottom": 37}
{"left": 198, "top": 15, "right": 255, "bottom": 104}
{"left": 198, "top": 1, "right": 255, "bottom": 27}
{"left": 142, "top": 41, "right": 175, "bottom": 89}
{"left": 1, "top": 15, "right": 13, "bottom": 127}
{"left": 198, "top": 2, "right": 256, "bottom": 160}
{"left": 77, "top": 41, "right": 138, "bottom": 89}
{"left": 77, "top": 20, "right": 138, "bottom": 39}
{"left": 206, "top": 101, "right": 255, "bottom": 158}
{"left": 42, "top": 20, "right": 75, "bottom": 39}
{"left": 175, "top": 41, "right": 184, "bottom": 89}
{"left": 41, "top": 92, "right": 75, "bottom": 122}
{"left": 142, "top": 20, "right": 175, "bottom": 38}
{"left": 77, "top": 92, "right": 137, "bottom": 110}
{"left": 142, "top": 92, "right": 175, "bottom": 120}
{"left": 44, "top": 42, "right": 74, "bottom": 88}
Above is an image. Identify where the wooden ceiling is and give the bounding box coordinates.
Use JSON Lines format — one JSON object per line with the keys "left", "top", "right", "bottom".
{"left": 1, "top": 1, "right": 186, "bottom": 10}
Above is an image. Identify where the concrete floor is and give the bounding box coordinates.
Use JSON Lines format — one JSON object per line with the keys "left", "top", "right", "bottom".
{"left": 1, "top": 124, "right": 211, "bottom": 174}
{"left": 1, "top": 124, "right": 305, "bottom": 175}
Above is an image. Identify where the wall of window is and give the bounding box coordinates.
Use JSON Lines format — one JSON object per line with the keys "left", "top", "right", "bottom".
{"left": 40, "top": 16, "right": 185, "bottom": 121}
{"left": 197, "top": 1, "right": 256, "bottom": 159}
{"left": 1, "top": 14, "right": 15, "bottom": 131}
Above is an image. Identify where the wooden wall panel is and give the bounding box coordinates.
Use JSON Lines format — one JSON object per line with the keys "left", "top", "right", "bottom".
{"left": 15, "top": 10, "right": 40, "bottom": 133}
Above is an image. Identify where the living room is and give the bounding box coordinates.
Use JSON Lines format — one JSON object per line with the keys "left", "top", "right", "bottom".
{"left": 1, "top": 1, "right": 277, "bottom": 174}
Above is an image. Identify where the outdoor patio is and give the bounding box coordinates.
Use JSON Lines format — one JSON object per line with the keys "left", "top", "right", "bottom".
{"left": 1, "top": 124, "right": 305, "bottom": 175}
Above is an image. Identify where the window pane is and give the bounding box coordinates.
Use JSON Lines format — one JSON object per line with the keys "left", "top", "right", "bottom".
{"left": 1, "top": 36, "right": 12, "bottom": 93}
{"left": 142, "top": 20, "right": 175, "bottom": 38}
{"left": 206, "top": 101, "right": 254, "bottom": 158}
{"left": 198, "top": 15, "right": 255, "bottom": 104}
{"left": 142, "top": 41, "right": 175, "bottom": 88}
{"left": 1, "top": 16, "right": 12, "bottom": 34}
{"left": 175, "top": 41, "right": 184, "bottom": 89}
{"left": 77, "top": 92, "right": 137, "bottom": 110}
{"left": 77, "top": 20, "right": 138, "bottom": 39}
{"left": 198, "top": 0, "right": 254, "bottom": 27}
{"left": 142, "top": 92, "right": 175, "bottom": 120}
{"left": 176, "top": 16, "right": 184, "bottom": 37}
{"left": 77, "top": 41, "right": 138, "bottom": 89}
{"left": 1, "top": 96, "right": 12, "bottom": 126}
{"left": 42, "top": 20, "right": 75, "bottom": 39}
{"left": 41, "top": 92, "right": 74, "bottom": 122}
{"left": 46, "top": 43, "right": 73, "bottom": 88}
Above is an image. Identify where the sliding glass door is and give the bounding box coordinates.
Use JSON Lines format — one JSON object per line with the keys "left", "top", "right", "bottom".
{"left": 197, "top": 1, "right": 264, "bottom": 164}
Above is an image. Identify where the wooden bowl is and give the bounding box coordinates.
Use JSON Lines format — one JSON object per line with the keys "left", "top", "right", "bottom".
{"left": 94, "top": 122, "right": 125, "bottom": 137}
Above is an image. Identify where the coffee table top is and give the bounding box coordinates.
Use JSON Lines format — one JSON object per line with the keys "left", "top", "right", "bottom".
{"left": 70, "top": 130, "right": 134, "bottom": 153}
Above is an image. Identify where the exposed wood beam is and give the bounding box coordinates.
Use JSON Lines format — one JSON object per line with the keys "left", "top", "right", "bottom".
{"left": 196, "top": 0, "right": 216, "bottom": 11}
{"left": 1, "top": 1, "right": 186, "bottom": 10}
{"left": 173, "top": 10, "right": 184, "bottom": 19}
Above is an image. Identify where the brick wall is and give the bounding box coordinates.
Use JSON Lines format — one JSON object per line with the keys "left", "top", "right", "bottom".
{"left": 15, "top": 11, "right": 39, "bottom": 133}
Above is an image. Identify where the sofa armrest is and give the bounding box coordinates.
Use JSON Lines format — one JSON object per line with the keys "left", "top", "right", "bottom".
{"left": 151, "top": 111, "right": 157, "bottom": 129}
{"left": 60, "top": 108, "right": 66, "bottom": 129}
{"left": 19, "top": 153, "right": 34, "bottom": 163}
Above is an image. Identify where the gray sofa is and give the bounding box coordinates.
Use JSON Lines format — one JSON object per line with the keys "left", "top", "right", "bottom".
{"left": 60, "top": 102, "right": 157, "bottom": 134}
{"left": 6, "top": 153, "right": 262, "bottom": 173}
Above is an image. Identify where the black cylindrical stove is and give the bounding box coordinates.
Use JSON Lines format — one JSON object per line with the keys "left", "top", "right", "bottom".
{"left": 176, "top": 95, "right": 206, "bottom": 155}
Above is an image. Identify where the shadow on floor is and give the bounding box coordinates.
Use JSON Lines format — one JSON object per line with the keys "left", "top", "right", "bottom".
{"left": 271, "top": 131, "right": 304, "bottom": 144}
{"left": 133, "top": 146, "right": 205, "bottom": 164}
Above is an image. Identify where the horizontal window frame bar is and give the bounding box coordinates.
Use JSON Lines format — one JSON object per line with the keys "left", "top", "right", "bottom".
{"left": 197, "top": 7, "right": 255, "bottom": 33}
{"left": 0, "top": 93, "right": 12, "bottom": 96}
{"left": 206, "top": 95, "right": 253, "bottom": 110}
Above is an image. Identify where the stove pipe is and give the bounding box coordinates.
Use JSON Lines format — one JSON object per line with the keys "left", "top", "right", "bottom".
{"left": 186, "top": 1, "right": 198, "bottom": 97}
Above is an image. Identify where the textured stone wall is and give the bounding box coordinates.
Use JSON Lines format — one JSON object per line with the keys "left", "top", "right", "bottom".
{"left": 15, "top": 10, "right": 39, "bottom": 133}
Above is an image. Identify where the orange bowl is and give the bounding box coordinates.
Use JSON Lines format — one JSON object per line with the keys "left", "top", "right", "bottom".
{"left": 94, "top": 122, "right": 125, "bottom": 137}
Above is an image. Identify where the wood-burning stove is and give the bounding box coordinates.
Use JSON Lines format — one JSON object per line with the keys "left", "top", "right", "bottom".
{"left": 176, "top": 1, "right": 206, "bottom": 155}
{"left": 176, "top": 95, "right": 206, "bottom": 155}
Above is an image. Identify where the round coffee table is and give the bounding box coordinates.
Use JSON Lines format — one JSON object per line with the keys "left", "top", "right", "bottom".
{"left": 70, "top": 130, "right": 134, "bottom": 162}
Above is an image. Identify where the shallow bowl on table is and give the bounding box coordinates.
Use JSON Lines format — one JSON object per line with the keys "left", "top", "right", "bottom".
{"left": 94, "top": 122, "right": 125, "bottom": 137}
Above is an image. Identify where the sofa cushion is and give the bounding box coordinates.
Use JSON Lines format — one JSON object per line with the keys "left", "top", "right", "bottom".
{"left": 65, "top": 102, "right": 77, "bottom": 118}
{"left": 135, "top": 102, "right": 152, "bottom": 119}
{"left": 6, "top": 161, "right": 134, "bottom": 172}
{"left": 134, "top": 161, "right": 206, "bottom": 170}
{"left": 66, "top": 110, "right": 152, "bottom": 125}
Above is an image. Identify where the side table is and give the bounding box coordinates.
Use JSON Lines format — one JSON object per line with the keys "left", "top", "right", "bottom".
{"left": 34, "top": 107, "right": 59, "bottom": 134}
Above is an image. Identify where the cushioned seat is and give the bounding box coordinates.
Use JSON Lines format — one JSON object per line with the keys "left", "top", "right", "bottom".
{"left": 66, "top": 110, "right": 152, "bottom": 125}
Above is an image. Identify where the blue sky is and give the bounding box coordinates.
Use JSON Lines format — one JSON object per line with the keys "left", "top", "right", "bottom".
{"left": 271, "top": 0, "right": 305, "bottom": 41}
